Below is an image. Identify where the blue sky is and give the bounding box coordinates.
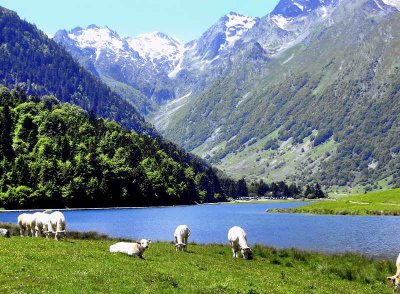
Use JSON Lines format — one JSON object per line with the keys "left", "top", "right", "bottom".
{"left": 1, "top": 0, "right": 280, "bottom": 42}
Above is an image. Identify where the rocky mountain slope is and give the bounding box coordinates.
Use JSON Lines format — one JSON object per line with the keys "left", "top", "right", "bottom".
{"left": 55, "top": 0, "right": 400, "bottom": 188}
{"left": 54, "top": 26, "right": 184, "bottom": 114}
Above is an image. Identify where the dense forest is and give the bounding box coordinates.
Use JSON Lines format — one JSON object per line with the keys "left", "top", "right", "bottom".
{"left": 0, "top": 6, "right": 154, "bottom": 136}
{"left": 0, "top": 86, "right": 235, "bottom": 209}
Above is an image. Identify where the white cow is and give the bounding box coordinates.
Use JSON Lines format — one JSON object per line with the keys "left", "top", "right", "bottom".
{"left": 109, "top": 239, "right": 152, "bottom": 259}
{"left": 17, "top": 213, "right": 36, "bottom": 237}
{"left": 33, "top": 212, "right": 50, "bottom": 237}
{"left": 228, "top": 226, "right": 251, "bottom": 260}
{"left": 388, "top": 253, "right": 400, "bottom": 288}
{"left": 174, "top": 225, "right": 191, "bottom": 251}
{"left": 47, "top": 211, "right": 66, "bottom": 240}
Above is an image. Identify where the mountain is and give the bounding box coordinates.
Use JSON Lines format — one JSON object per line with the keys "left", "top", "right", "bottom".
{"left": 54, "top": 26, "right": 184, "bottom": 114}
{"left": 0, "top": 7, "right": 156, "bottom": 136}
{"left": 54, "top": 13, "right": 260, "bottom": 113}
{"left": 162, "top": 0, "right": 400, "bottom": 188}
{"left": 54, "top": 0, "right": 400, "bottom": 189}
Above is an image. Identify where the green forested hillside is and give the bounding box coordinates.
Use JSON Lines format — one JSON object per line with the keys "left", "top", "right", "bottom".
{"left": 0, "top": 6, "right": 153, "bottom": 136}
{"left": 0, "top": 87, "right": 227, "bottom": 209}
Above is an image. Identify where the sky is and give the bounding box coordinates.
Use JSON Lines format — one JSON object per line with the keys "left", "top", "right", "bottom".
{"left": 1, "top": 0, "right": 280, "bottom": 42}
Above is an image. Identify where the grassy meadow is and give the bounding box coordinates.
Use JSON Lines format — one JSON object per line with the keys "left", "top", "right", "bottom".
{"left": 0, "top": 231, "right": 396, "bottom": 293}
{"left": 271, "top": 189, "right": 400, "bottom": 216}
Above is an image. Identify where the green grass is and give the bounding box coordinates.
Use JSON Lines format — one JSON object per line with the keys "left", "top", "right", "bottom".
{"left": 271, "top": 189, "right": 400, "bottom": 216}
{"left": 0, "top": 236, "right": 396, "bottom": 293}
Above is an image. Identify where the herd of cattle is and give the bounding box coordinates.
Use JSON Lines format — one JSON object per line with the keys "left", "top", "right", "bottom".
{"left": 109, "top": 225, "right": 251, "bottom": 260}
{"left": 6, "top": 211, "right": 400, "bottom": 288}
{"left": 14, "top": 212, "right": 252, "bottom": 260}
{"left": 17, "top": 211, "right": 67, "bottom": 240}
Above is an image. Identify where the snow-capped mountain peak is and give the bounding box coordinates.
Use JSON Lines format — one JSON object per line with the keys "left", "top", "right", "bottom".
{"left": 222, "top": 12, "right": 258, "bottom": 48}
{"left": 66, "top": 25, "right": 127, "bottom": 61}
{"left": 126, "top": 32, "right": 184, "bottom": 64}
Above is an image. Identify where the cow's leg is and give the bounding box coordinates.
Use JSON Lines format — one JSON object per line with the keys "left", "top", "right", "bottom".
{"left": 230, "top": 242, "right": 237, "bottom": 258}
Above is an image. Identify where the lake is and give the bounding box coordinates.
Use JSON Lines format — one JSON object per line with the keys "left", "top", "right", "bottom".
{"left": 1, "top": 202, "right": 399, "bottom": 258}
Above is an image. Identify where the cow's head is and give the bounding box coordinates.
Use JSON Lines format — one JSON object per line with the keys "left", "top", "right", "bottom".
{"left": 137, "top": 239, "right": 151, "bottom": 249}
{"left": 175, "top": 243, "right": 186, "bottom": 251}
{"left": 241, "top": 247, "right": 251, "bottom": 260}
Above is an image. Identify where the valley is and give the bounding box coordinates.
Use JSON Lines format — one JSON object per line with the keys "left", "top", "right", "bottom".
{"left": 54, "top": 0, "right": 400, "bottom": 190}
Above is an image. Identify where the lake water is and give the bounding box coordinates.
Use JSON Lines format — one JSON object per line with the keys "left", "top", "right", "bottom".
{"left": 1, "top": 202, "right": 399, "bottom": 258}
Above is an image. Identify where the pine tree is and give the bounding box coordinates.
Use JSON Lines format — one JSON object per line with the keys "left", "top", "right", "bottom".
{"left": 314, "top": 183, "right": 325, "bottom": 198}
{"left": 237, "top": 178, "right": 248, "bottom": 197}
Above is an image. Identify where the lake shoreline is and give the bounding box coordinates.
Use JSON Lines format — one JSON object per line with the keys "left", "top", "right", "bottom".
{"left": 269, "top": 189, "right": 400, "bottom": 216}
{"left": 0, "top": 202, "right": 225, "bottom": 212}
{"left": 0, "top": 221, "right": 395, "bottom": 260}
{"left": 0, "top": 198, "right": 309, "bottom": 212}
{"left": 2, "top": 200, "right": 398, "bottom": 259}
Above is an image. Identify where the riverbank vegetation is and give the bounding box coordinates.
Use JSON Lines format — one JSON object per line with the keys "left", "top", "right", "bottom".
{"left": 0, "top": 228, "right": 395, "bottom": 293}
{"left": 270, "top": 189, "right": 400, "bottom": 216}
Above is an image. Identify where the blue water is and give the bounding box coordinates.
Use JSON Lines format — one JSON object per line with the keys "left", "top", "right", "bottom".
{"left": 1, "top": 202, "right": 399, "bottom": 258}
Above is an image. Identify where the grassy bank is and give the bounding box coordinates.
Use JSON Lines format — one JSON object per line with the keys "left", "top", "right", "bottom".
{"left": 270, "top": 189, "right": 400, "bottom": 216}
{"left": 0, "top": 230, "right": 396, "bottom": 293}
{"left": 228, "top": 199, "right": 306, "bottom": 205}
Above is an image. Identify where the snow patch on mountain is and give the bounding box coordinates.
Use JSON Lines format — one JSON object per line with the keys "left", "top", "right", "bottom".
{"left": 271, "top": 14, "right": 291, "bottom": 29}
{"left": 222, "top": 13, "right": 258, "bottom": 48}
{"left": 382, "top": 0, "right": 400, "bottom": 10}
{"left": 126, "top": 32, "right": 184, "bottom": 65}
{"left": 67, "top": 25, "right": 127, "bottom": 61}
{"left": 293, "top": 2, "right": 305, "bottom": 11}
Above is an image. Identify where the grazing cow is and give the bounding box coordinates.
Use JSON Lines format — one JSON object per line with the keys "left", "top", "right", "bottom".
{"left": 0, "top": 228, "right": 10, "bottom": 238}
{"left": 17, "top": 213, "right": 36, "bottom": 237}
{"left": 47, "top": 211, "right": 66, "bottom": 240}
{"left": 388, "top": 253, "right": 400, "bottom": 289}
{"left": 228, "top": 226, "right": 251, "bottom": 260}
{"left": 109, "top": 239, "right": 151, "bottom": 259}
{"left": 174, "top": 225, "right": 191, "bottom": 251}
{"left": 33, "top": 212, "right": 50, "bottom": 237}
